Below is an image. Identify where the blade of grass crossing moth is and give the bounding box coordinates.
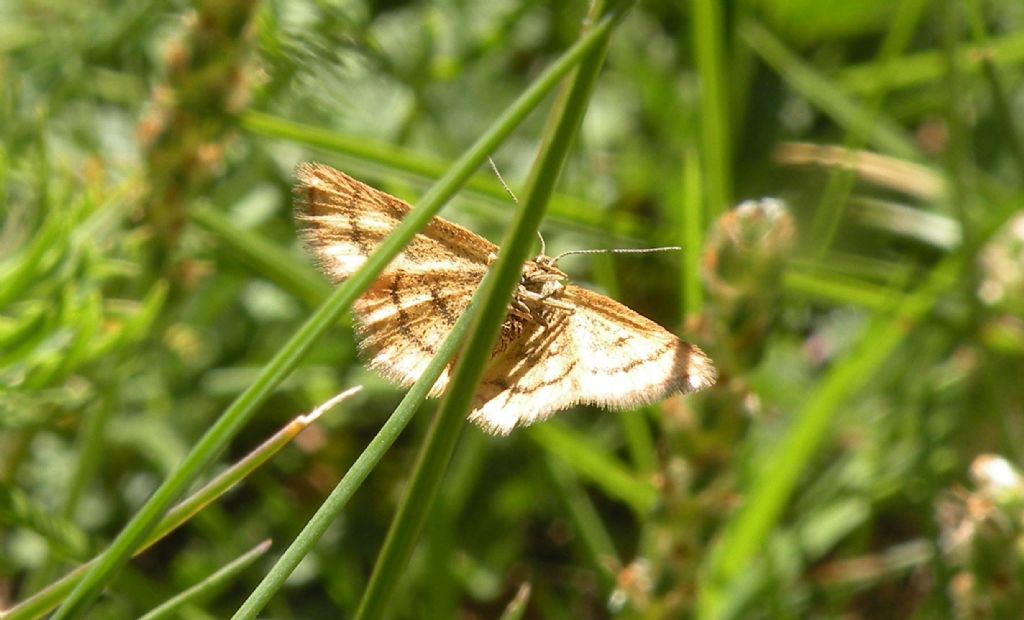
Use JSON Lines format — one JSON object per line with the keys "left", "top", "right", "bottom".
{"left": 353, "top": 4, "right": 628, "bottom": 618}
{"left": 49, "top": 15, "right": 620, "bottom": 619}
{"left": 231, "top": 302, "right": 479, "bottom": 619}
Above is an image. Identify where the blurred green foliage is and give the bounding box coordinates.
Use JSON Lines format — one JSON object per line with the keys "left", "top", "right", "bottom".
{"left": 3, "top": 0, "right": 1024, "bottom": 618}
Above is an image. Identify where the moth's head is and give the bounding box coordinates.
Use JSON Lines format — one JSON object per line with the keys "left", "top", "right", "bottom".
{"left": 529, "top": 254, "right": 568, "bottom": 280}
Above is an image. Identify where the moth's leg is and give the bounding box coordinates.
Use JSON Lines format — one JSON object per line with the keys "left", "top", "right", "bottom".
{"left": 529, "top": 273, "right": 565, "bottom": 283}
{"left": 517, "top": 289, "right": 548, "bottom": 304}
{"left": 512, "top": 292, "right": 551, "bottom": 328}
{"left": 541, "top": 298, "right": 574, "bottom": 311}
{"left": 518, "top": 287, "right": 573, "bottom": 313}
{"left": 509, "top": 289, "right": 538, "bottom": 323}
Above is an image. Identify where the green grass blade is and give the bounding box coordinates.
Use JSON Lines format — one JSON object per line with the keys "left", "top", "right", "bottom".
{"left": 691, "top": 0, "right": 732, "bottom": 218}
{"left": 192, "top": 204, "right": 331, "bottom": 308}
{"left": 680, "top": 147, "right": 705, "bottom": 319}
{"left": 835, "top": 30, "right": 1024, "bottom": 95}
{"left": 782, "top": 268, "right": 900, "bottom": 311}
{"left": 240, "top": 113, "right": 647, "bottom": 241}
{"left": 49, "top": 13, "right": 618, "bottom": 618}
{"left": 231, "top": 305, "right": 477, "bottom": 619}
{"left": 540, "top": 455, "right": 619, "bottom": 589}
{"left": 529, "top": 422, "right": 658, "bottom": 515}
{"left": 138, "top": 540, "right": 271, "bottom": 620}
{"left": 739, "top": 20, "right": 919, "bottom": 160}
{"left": 352, "top": 5, "right": 627, "bottom": 618}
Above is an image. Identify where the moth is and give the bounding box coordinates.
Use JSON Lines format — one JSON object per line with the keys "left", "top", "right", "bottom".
{"left": 295, "top": 163, "right": 716, "bottom": 435}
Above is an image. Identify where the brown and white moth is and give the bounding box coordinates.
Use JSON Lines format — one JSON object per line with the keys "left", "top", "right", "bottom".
{"left": 295, "top": 163, "right": 716, "bottom": 435}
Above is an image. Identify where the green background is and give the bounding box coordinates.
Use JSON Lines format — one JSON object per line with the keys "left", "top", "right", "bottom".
{"left": 3, "top": 0, "right": 1024, "bottom": 618}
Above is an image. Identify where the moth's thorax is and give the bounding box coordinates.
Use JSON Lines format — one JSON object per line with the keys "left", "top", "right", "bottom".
{"left": 505, "top": 255, "right": 574, "bottom": 329}
{"left": 522, "top": 255, "right": 567, "bottom": 296}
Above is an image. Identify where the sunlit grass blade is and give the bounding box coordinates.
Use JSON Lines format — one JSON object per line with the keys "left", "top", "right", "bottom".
{"left": 497, "top": 583, "right": 532, "bottom": 620}
{"left": 782, "top": 268, "right": 899, "bottom": 311}
{"left": 137, "top": 540, "right": 271, "bottom": 620}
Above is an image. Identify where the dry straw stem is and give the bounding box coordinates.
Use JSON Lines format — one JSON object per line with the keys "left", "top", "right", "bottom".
{"left": 774, "top": 142, "right": 945, "bottom": 200}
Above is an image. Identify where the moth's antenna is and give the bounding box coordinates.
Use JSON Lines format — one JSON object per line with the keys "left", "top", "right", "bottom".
{"left": 552, "top": 246, "right": 683, "bottom": 263}
{"left": 489, "top": 157, "right": 546, "bottom": 254}
{"left": 488, "top": 157, "right": 518, "bottom": 204}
